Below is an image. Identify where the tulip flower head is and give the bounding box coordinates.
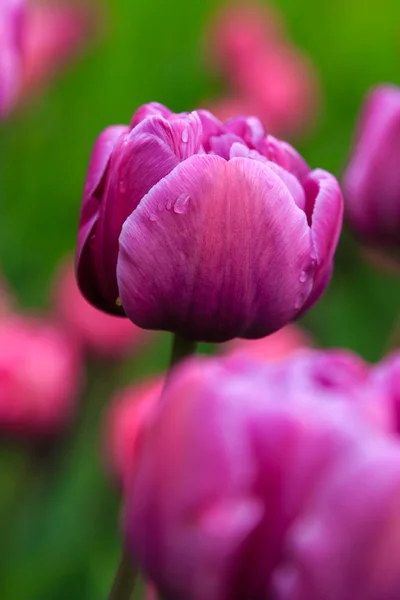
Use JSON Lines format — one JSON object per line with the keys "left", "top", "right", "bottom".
{"left": 343, "top": 85, "right": 400, "bottom": 250}
{"left": 124, "top": 354, "right": 397, "bottom": 600}
{"left": 77, "top": 103, "right": 343, "bottom": 342}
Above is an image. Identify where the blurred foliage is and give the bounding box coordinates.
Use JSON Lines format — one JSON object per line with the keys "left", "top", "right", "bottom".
{"left": 1, "top": 0, "right": 400, "bottom": 597}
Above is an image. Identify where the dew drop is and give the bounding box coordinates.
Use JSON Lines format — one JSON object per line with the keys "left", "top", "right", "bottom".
{"left": 173, "top": 193, "right": 191, "bottom": 215}
{"left": 166, "top": 197, "right": 174, "bottom": 210}
{"left": 299, "top": 271, "right": 308, "bottom": 283}
{"left": 149, "top": 214, "right": 159, "bottom": 222}
{"left": 119, "top": 179, "right": 126, "bottom": 194}
{"left": 181, "top": 126, "right": 189, "bottom": 143}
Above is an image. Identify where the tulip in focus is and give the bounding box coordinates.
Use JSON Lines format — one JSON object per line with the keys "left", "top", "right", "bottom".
{"left": 124, "top": 354, "right": 398, "bottom": 600}
{"left": 104, "top": 376, "right": 163, "bottom": 490}
{"left": 0, "top": 315, "right": 81, "bottom": 437}
{"left": 0, "top": 0, "right": 25, "bottom": 118}
{"left": 77, "top": 103, "right": 343, "bottom": 342}
{"left": 343, "top": 85, "right": 400, "bottom": 249}
{"left": 53, "top": 259, "right": 150, "bottom": 358}
{"left": 223, "top": 324, "right": 311, "bottom": 362}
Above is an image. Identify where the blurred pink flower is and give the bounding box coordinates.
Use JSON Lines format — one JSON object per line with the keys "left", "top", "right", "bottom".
{"left": 0, "top": 0, "right": 98, "bottom": 118}
{"left": 124, "top": 354, "right": 394, "bottom": 600}
{"left": 104, "top": 376, "right": 163, "bottom": 490}
{"left": 205, "top": 2, "right": 320, "bottom": 137}
{"left": 223, "top": 324, "right": 311, "bottom": 362}
{"left": 0, "top": 315, "right": 82, "bottom": 437}
{"left": 53, "top": 259, "right": 151, "bottom": 358}
{"left": 21, "top": 1, "right": 95, "bottom": 94}
{"left": 273, "top": 437, "right": 400, "bottom": 600}
{"left": 0, "top": 0, "right": 25, "bottom": 118}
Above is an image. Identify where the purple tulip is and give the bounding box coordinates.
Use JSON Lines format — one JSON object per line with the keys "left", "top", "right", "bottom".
{"left": 77, "top": 104, "right": 342, "bottom": 341}
{"left": 124, "top": 354, "right": 392, "bottom": 600}
{"left": 273, "top": 437, "right": 400, "bottom": 600}
{"left": 77, "top": 103, "right": 343, "bottom": 342}
{"left": 0, "top": 0, "right": 25, "bottom": 118}
{"left": 343, "top": 85, "right": 400, "bottom": 247}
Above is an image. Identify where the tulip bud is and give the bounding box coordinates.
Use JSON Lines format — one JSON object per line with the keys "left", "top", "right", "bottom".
{"left": 343, "top": 85, "right": 400, "bottom": 249}
{"left": 77, "top": 103, "right": 343, "bottom": 342}
{"left": 124, "top": 354, "right": 387, "bottom": 600}
{"left": 104, "top": 377, "right": 163, "bottom": 490}
{"left": 0, "top": 315, "right": 82, "bottom": 437}
{"left": 53, "top": 259, "right": 150, "bottom": 358}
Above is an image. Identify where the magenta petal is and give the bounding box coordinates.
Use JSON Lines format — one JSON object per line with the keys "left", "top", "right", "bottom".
{"left": 130, "top": 102, "right": 173, "bottom": 128}
{"left": 117, "top": 155, "right": 315, "bottom": 342}
{"left": 92, "top": 132, "right": 180, "bottom": 311}
{"left": 76, "top": 125, "right": 128, "bottom": 308}
{"left": 132, "top": 113, "right": 203, "bottom": 160}
{"left": 302, "top": 169, "right": 343, "bottom": 311}
{"left": 266, "top": 136, "right": 311, "bottom": 183}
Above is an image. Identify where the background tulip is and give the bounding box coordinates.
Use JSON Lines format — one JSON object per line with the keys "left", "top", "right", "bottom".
{"left": 77, "top": 104, "right": 343, "bottom": 342}
{"left": 343, "top": 85, "right": 400, "bottom": 248}
{"left": 124, "top": 355, "right": 385, "bottom": 600}
{"left": 0, "top": 0, "right": 25, "bottom": 118}
{"left": 104, "top": 376, "right": 163, "bottom": 490}
{"left": 223, "top": 324, "right": 311, "bottom": 362}
{"left": 273, "top": 437, "right": 400, "bottom": 600}
{"left": 0, "top": 315, "right": 82, "bottom": 437}
{"left": 53, "top": 259, "right": 150, "bottom": 358}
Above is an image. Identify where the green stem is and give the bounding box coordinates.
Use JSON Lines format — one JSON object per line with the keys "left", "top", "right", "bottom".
{"left": 169, "top": 333, "right": 197, "bottom": 369}
{"left": 108, "top": 547, "right": 137, "bottom": 600}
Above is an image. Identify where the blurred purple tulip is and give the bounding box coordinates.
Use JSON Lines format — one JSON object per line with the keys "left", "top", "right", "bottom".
{"left": 343, "top": 85, "right": 400, "bottom": 248}
{"left": 77, "top": 103, "right": 343, "bottom": 342}
{"left": 124, "top": 353, "right": 394, "bottom": 600}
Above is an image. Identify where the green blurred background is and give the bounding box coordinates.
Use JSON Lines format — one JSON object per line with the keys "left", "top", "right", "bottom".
{"left": 1, "top": 0, "right": 400, "bottom": 597}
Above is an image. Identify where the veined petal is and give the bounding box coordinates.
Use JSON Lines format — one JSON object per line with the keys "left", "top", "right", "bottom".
{"left": 93, "top": 132, "right": 180, "bottom": 311}
{"left": 130, "top": 101, "right": 173, "bottom": 128}
{"left": 302, "top": 169, "right": 343, "bottom": 311}
{"left": 117, "top": 155, "right": 314, "bottom": 342}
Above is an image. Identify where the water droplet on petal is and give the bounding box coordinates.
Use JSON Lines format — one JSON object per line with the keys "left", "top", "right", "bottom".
{"left": 119, "top": 180, "right": 126, "bottom": 194}
{"left": 173, "top": 194, "right": 191, "bottom": 215}
{"left": 149, "top": 214, "right": 158, "bottom": 222}
{"left": 166, "top": 197, "right": 173, "bottom": 210}
{"left": 181, "top": 126, "right": 189, "bottom": 143}
{"left": 299, "top": 271, "right": 308, "bottom": 283}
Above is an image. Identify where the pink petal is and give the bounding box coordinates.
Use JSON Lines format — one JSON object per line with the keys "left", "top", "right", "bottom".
{"left": 117, "top": 155, "right": 314, "bottom": 342}
{"left": 302, "top": 169, "right": 343, "bottom": 310}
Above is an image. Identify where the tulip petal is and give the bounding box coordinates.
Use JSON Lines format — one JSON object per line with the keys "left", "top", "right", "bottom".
{"left": 76, "top": 125, "right": 128, "bottom": 308}
{"left": 302, "top": 169, "right": 343, "bottom": 311}
{"left": 117, "top": 155, "right": 315, "bottom": 342}
{"left": 130, "top": 101, "right": 173, "bottom": 128}
{"left": 93, "top": 132, "right": 180, "bottom": 311}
